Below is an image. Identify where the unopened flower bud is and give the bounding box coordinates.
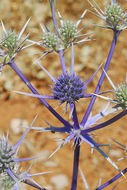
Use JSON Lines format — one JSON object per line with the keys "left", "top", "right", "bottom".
{"left": 2, "top": 30, "right": 18, "bottom": 58}
{"left": 59, "top": 20, "right": 77, "bottom": 45}
{"left": 115, "top": 83, "right": 127, "bottom": 109}
{"left": 105, "top": 3, "right": 126, "bottom": 30}
{"left": 42, "top": 32, "right": 59, "bottom": 50}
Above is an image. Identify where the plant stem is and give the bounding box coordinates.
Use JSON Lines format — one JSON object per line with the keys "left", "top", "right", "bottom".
{"left": 80, "top": 30, "right": 121, "bottom": 128}
{"left": 23, "top": 180, "right": 47, "bottom": 190}
{"left": 72, "top": 104, "right": 80, "bottom": 129}
{"left": 71, "top": 141, "right": 80, "bottom": 190}
{"left": 96, "top": 168, "right": 127, "bottom": 190}
{"left": 49, "top": 0, "right": 66, "bottom": 74}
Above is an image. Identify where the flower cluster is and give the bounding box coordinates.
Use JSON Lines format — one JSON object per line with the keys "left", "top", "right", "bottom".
{"left": 0, "top": 0, "right": 127, "bottom": 190}
{"left": 38, "top": 9, "right": 90, "bottom": 57}
{"left": 0, "top": 117, "right": 47, "bottom": 190}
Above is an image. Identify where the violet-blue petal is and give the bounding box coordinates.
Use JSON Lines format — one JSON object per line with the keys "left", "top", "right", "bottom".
{"left": 14, "top": 156, "right": 37, "bottom": 163}
{"left": 14, "top": 91, "right": 55, "bottom": 100}
{"left": 13, "top": 115, "right": 37, "bottom": 151}
{"left": 85, "top": 63, "right": 103, "bottom": 86}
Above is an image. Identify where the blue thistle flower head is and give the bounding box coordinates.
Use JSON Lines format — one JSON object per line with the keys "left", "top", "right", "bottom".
{"left": 52, "top": 72, "right": 86, "bottom": 104}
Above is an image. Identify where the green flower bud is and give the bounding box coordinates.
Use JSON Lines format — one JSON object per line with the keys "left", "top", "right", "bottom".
{"left": 0, "top": 139, "right": 15, "bottom": 173}
{"left": 105, "top": 3, "right": 126, "bottom": 30}
{"left": 0, "top": 164, "right": 19, "bottom": 190}
{"left": 2, "top": 30, "right": 18, "bottom": 58}
{"left": 59, "top": 20, "right": 77, "bottom": 45}
{"left": 42, "top": 32, "right": 59, "bottom": 50}
{"left": 115, "top": 83, "right": 127, "bottom": 109}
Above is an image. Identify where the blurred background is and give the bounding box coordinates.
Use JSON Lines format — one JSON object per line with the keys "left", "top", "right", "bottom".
{"left": 0, "top": 0, "right": 127, "bottom": 189}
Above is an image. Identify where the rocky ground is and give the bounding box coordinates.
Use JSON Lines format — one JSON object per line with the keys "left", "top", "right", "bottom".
{"left": 0, "top": 0, "right": 127, "bottom": 189}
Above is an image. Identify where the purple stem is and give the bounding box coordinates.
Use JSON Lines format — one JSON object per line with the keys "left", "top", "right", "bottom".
{"left": 72, "top": 104, "right": 80, "bottom": 129}
{"left": 23, "top": 180, "right": 47, "bottom": 190}
{"left": 8, "top": 59, "right": 72, "bottom": 129}
{"left": 71, "top": 141, "right": 80, "bottom": 190}
{"left": 58, "top": 49, "right": 67, "bottom": 74}
{"left": 49, "top": 0, "right": 58, "bottom": 35}
{"left": 81, "top": 109, "right": 127, "bottom": 134}
{"left": 80, "top": 30, "right": 121, "bottom": 128}
{"left": 49, "top": 0, "right": 66, "bottom": 74}
{"left": 112, "top": 0, "right": 117, "bottom": 3}
{"left": 96, "top": 168, "right": 127, "bottom": 190}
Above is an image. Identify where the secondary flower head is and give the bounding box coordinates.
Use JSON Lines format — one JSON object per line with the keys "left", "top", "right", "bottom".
{"left": 88, "top": 0, "right": 127, "bottom": 31}
{"left": 42, "top": 31, "right": 59, "bottom": 50}
{"left": 58, "top": 9, "right": 92, "bottom": 48}
{"left": 2, "top": 30, "right": 18, "bottom": 59}
{"left": 94, "top": 71, "right": 127, "bottom": 110}
{"left": 0, "top": 162, "right": 50, "bottom": 190}
{"left": 0, "top": 18, "right": 31, "bottom": 63}
{"left": 59, "top": 20, "right": 78, "bottom": 46}
{"left": 105, "top": 2, "right": 127, "bottom": 30}
{"left": 115, "top": 83, "right": 127, "bottom": 109}
{"left": 0, "top": 116, "right": 40, "bottom": 189}
{"left": 52, "top": 73, "right": 85, "bottom": 104}
{"left": 0, "top": 137, "right": 15, "bottom": 173}
{"left": 0, "top": 164, "right": 19, "bottom": 190}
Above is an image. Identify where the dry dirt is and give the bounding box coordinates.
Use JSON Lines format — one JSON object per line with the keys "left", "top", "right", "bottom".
{"left": 0, "top": 0, "right": 127, "bottom": 190}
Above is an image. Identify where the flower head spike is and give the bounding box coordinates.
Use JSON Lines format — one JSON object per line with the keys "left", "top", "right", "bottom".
{"left": 0, "top": 18, "right": 31, "bottom": 63}
{"left": 88, "top": 0, "right": 127, "bottom": 31}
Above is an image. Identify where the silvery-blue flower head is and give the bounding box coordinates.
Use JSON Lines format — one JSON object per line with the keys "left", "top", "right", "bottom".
{"left": 52, "top": 72, "right": 86, "bottom": 104}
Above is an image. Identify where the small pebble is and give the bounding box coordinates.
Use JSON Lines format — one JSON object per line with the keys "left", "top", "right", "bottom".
{"left": 44, "top": 161, "right": 58, "bottom": 167}
{"left": 109, "top": 150, "right": 122, "bottom": 158}
{"left": 50, "top": 174, "right": 69, "bottom": 190}
{"left": 36, "top": 150, "right": 50, "bottom": 162}
{"left": 10, "top": 118, "right": 28, "bottom": 135}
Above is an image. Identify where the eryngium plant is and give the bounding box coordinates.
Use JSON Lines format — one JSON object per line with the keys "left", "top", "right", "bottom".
{"left": 0, "top": 117, "right": 48, "bottom": 190}
{"left": 0, "top": 0, "right": 127, "bottom": 189}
